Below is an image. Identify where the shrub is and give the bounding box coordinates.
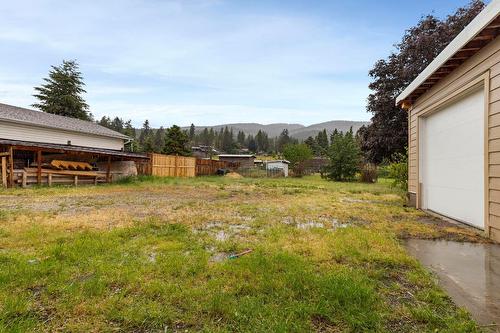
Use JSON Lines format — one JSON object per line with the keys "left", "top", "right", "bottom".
{"left": 387, "top": 151, "right": 408, "bottom": 191}
{"left": 323, "top": 128, "right": 361, "bottom": 181}
{"left": 360, "top": 163, "right": 378, "bottom": 183}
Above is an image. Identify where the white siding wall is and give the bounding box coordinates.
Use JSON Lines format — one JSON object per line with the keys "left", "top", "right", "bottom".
{"left": 266, "top": 161, "right": 289, "bottom": 177}
{"left": 0, "top": 121, "right": 125, "bottom": 150}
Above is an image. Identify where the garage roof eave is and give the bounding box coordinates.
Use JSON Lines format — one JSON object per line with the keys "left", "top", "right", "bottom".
{"left": 396, "top": 0, "right": 500, "bottom": 106}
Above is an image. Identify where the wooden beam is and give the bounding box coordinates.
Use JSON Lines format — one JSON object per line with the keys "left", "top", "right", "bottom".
{"left": 106, "top": 156, "right": 112, "bottom": 183}
{"left": 48, "top": 173, "right": 52, "bottom": 187}
{"left": 37, "top": 150, "right": 42, "bottom": 185}
{"left": 8, "top": 146, "right": 13, "bottom": 188}
{"left": 1, "top": 157, "right": 6, "bottom": 188}
{"left": 22, "top": 172, "right": 27, "bottom": 188}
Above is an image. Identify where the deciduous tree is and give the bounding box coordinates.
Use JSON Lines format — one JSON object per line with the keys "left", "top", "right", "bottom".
{"left": 360, "top": 0, "right": 484, "bottom": 163}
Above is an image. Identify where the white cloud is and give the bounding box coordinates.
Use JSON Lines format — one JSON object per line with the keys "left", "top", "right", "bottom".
{"left": 0, "top": 0, "right": 384, "bottom": 125}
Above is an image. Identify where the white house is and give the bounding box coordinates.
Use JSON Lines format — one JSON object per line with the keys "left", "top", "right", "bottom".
{"left": 0, "top": 103, "right": 148, "bottom": 188}
{"left": 0, "top": 103, "right": 130, "bottom": 150}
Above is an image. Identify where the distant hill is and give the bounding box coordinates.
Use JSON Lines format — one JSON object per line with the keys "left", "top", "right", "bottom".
{"left": 182, "top": 120, "right": 369, "bottom": 140}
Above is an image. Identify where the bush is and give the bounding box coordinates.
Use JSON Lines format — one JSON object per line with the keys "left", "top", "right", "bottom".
{"left": 283, "top": 144, "right": 313, "bottom": 177}
{"left": 387, "top": 151, "right": 408, "bottom": 191}
{"left": 323, "top": 129, "right": 361, "bottom": 181}
{"left": 360, "top": 163, "right": 378, "bottom": 183}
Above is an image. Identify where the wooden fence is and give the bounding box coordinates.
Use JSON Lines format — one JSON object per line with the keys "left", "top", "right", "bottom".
{"left": 196, "top": 159, "right": 226, "bottom": 175}
{"left": 196, "top": 159, "right": 240, "bottom": 175}
{"left": 136, "top": 154, "right": 196, "bottom": 177}
{"left": 149, "top": 153, "right": 196, "bottom": 177}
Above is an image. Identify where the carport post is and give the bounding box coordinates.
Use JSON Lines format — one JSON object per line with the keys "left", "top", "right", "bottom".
{"left": 106, "top": 156, "right": 111, "bottom": 183}
{"left": 37, "top": 149, "right": 42, "bottom": 185}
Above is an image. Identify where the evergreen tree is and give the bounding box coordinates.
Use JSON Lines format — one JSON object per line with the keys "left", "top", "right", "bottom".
{"left": 139, "top": 120, "right": 153, "bottom": 152}
{"left": 316, "top": 129, "right": 329, "bottom": 155}
{"left": 98, "top": 116, "right": 111, "bottom": 129}
{"left": 153, "top": 126, "right": 166, "bottom": 153}
{"left": 33, "top": 60, "right": 92, "bottom": 120}
{"left": 247, "top": 135, "right": 257, "bottom": 152}
{"left": 123, "top": 120, "right": 138, "bottom": 152}
{"left": 199, "top": 128, "right": 210, "bottom": 145}
{"left": 163, "top": 125, "right": 191, "bottom": 156}
{"left": 324, "top": 128, "right": 361, "bottom": 181}
{"left": 237, "top": 131, "right": 246, "bottom": 146}
{"left": 255, "top": 130, "right": 269, "bottom": 153}
{"left": 111, "top": 117, "right": 124, "bottom": 133}
{"left": 221, "top": 126, "right": 235, "bottom": 152}
{"left": 304, "top": 136, "right": 320, "bottom": 156}
{"left": 189, "top": 123, "right": 196, "bottom": 142}
{"left": 277, "top": 129, "right": 292, "bottom": 152}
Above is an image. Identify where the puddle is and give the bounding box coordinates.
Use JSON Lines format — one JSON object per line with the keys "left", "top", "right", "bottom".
{"left": 404, "top": 239, "right": 500, "bottom": 326}
{"left": 215, "top": 230, "right": 228, "bottom": 241}
{"left": 297, "top": 221, "right": 324, "bottom": 229}
{"left": 283, "top": 216, "right": 351, "bottom": 230}
{"left": 210, "top": 252, "right": 227, "bottom": 262}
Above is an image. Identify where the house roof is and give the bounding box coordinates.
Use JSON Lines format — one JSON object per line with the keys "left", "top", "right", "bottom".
{"left": 218, "top": 154, "right": 256, "bottom": 158}
{"left": 0, "top": 139, "right": 149, "bottom": 159}
{"left": 396, "top": 0, "right": 500, "bottom": 107}
{"left": 0, "top": 103, "right": 129, "bottom": 140}
{"left": 266, "top": 160, "right": 290, "bottom": 164}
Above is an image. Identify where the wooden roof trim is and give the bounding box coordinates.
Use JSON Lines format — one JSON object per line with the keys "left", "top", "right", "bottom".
{"left": 397, "top": 0, "right": 500, "bottom": 107}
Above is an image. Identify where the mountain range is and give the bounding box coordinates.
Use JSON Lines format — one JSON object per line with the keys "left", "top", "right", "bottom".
{"left": 183, "top": 121, "right": 369, "bottom": 140}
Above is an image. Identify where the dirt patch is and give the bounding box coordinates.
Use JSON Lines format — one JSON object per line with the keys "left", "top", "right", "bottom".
{"left": 225, "top": 172, "right": 243, "bottom": 179}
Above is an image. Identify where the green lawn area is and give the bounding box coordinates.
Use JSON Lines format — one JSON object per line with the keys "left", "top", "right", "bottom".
{"left": 0, "top": 176, "right": 486, "bottom": 332}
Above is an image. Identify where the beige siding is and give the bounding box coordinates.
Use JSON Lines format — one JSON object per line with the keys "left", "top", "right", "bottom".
{"left": 0, "top": 121, "right": 124, "bottom": 150}
{"left": 409, "top": 35, "right": 500, "bottom": 240}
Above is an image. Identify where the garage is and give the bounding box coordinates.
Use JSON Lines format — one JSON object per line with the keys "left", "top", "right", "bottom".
{"left": 419, "top": 88, "right": 485, "bottom": 229}
{"left": 396, "top": 0, "right": 500, "bottom": 241}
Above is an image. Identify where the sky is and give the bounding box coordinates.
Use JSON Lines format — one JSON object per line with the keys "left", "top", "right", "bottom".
{"left": 0, "top": 0, "right": 482, "bottom": 127}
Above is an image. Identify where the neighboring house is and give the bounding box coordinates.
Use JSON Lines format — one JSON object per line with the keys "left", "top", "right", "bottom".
{"left": 218, "top": 154, "right": 255, "bottom": 169}
{"left": 0, "top": 103, "right": 148, "bottom": 187}
{"left": 191, "top": 145, "right": 219, "bottom": 159}
{"left": 396, "top": 0, "right": 500, "bottom": 241}
{"left": 265, "top": 160, "right": 289, "bottom": 177}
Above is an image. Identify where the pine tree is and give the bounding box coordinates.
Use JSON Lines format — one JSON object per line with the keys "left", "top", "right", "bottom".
{"left": 316, "top": 129, "right": 329, "bottom": 155}
{"left": 237, "top": 131, "right": 246, "bottom": 146}
{"left": 247, "top": 135, "right": 257, "bottom": 152}
{"left": 33, "top": 60, "right": 92, "bottom": 120}
{"left": 164, "top": 125, "right": 191, "bottom": 156}
{"left": 324, "top": 128, "right": 361, "bottom": 181}
{"left": 277, "top": 129, "right": 291, "bottom": 152}
{"left": 153, "top": 126, "right": 166, "bottom": 153}
{"left": 304, "top": 136, "right": 320, "bottom": 156}
{"left": 221, "top": 126, "right": 235, "bottom": 152}
{"left": 255, "top": 130, "right": 269, "bottom": 153}
{"left": 189, "top": 123, "right": 196, "bottom": 142}
{"left": 139, "top": 120, "right": 153, "bottom": 152}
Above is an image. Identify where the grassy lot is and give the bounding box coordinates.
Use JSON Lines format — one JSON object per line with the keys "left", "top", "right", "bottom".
{"left": 0, "top": 175, "right": 487, "bottom": 332}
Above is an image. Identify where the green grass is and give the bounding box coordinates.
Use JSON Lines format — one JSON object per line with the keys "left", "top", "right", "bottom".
{"left": 0, "top": 175, "right": 484, "bottom": 332}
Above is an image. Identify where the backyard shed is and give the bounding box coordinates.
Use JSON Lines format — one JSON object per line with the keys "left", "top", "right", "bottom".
{"left": 396, "top": 0, "right": 500, "bottom": 241}
{"left": 0, "top": 103, "right": 148, "bottom": 187}
{"left": 218, "top": 154, "right": 255, "bottom": 169}
{"left": 265, "top": 160, "right": 289, "bottom": 177}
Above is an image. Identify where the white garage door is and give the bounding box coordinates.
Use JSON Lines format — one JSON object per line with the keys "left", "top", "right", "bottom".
{"left": 420, "top": 88, "right": 484, "bottom": 229}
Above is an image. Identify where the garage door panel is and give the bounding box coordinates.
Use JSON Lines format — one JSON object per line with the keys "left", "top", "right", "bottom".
{"left": 421, "top": 88, "right": 484, "bottom": 229}
{"left": 426, "top": 186, "right": 484, "bottom": 224}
